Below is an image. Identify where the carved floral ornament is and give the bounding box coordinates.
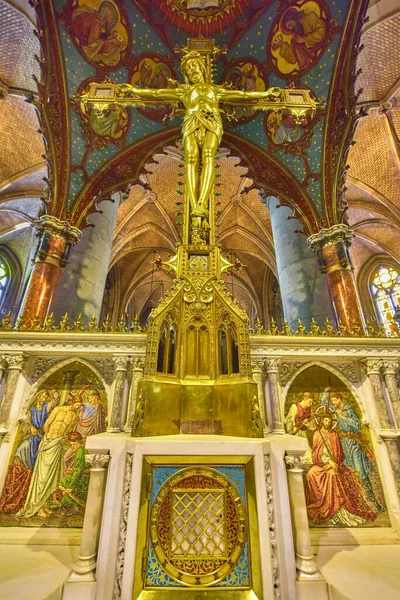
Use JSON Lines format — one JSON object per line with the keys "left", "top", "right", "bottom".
{"left": 85, "top": 453, "right": 110, "bottom": 469}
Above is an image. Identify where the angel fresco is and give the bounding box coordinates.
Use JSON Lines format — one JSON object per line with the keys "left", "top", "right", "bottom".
{"left": 73, "top": 78, "right": 129, "bottom": 149}
{"left": 0, "top": 363, "right": 107, "bottom": 527}
{"left": 269, "top": 0, "right": 333, "bottom": 76}
{"left": 284, "top": 366, "right": 388, "bottom": 528}
{"left": 68, "top": 0, "right": 128, "bottom": 68}
{"left": 265, "top": 108, "right": 309, "bottom": 145}
{"left": 130, "top": 56, "right": 174, "bottom": 122}
{"left": 224, "top": 60, "right": 268, "bottom": 124}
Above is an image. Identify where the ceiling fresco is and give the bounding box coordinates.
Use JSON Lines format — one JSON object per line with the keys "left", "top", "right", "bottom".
{"left": 27, "top": 0, "right": 367, "bottom": 232}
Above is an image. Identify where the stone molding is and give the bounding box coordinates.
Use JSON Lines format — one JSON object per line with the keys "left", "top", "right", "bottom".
{"left": 264, "top": 453, "right": 280, "bottom": 599}
{"left": 113, "top": 453, "right": 134, "bottom": 600}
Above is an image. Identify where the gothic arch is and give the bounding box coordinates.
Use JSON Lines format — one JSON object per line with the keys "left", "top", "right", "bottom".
{"left": 23, "top": 357, "right": 110, "bottom": 417}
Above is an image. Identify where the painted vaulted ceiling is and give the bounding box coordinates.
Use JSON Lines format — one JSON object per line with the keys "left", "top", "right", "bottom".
{"left": 1, "top": 0, "right": 400, "bottom": 322}
{"left": 27, "top": 0, "right": 366, "bottom": 233}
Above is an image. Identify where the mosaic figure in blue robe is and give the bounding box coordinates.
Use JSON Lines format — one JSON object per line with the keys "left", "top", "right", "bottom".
{"left": 15, "top": 390, "right": 55, "bottom": 470}
{"left": 321, "top": 389, "right": 383, "bottom": 511}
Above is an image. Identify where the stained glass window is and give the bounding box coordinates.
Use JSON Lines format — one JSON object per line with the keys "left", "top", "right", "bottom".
{"left": 0, "top": 261, "right": 9, "bottom": 306}
{"left": 370, "top": 265, "right": 400, "bottom": 335}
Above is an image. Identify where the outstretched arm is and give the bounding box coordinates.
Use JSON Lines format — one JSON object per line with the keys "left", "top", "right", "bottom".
{"left": 81, "top": 81, "right": 183, "bottom": 109}
{"left": 218, "top": 86, "right": 318, "bottom": 117}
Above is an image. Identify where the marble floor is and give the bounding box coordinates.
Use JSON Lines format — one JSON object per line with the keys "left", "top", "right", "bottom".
{"left": 0, "top": 541, "right": 400, "bottom": 599}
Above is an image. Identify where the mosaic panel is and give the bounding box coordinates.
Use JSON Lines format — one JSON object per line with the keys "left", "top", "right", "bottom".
{"left": 284, "top": 365, "right": 390, "bottom": 529}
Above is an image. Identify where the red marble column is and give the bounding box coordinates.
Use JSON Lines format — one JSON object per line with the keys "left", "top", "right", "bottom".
{"left": 308, "top": 225, "right": 365, "bottom": 332}
{"left": 19, "top": 216, "right": 81, "bottom": 324}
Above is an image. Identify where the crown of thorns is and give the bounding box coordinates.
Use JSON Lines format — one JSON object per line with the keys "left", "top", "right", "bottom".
{"left": 181, "top": 51, "right": 207, "bottom": 77}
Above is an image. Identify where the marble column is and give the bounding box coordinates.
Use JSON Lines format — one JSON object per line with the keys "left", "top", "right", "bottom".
{"left": 52, "top": 196, "right": 120, "bottom": 324}
{"left": 19, "top": 216, "right": 81, "bottom": 324}
{"left": 366, "top": 360, "right": 393, "bottom": 429}
{"left": 265, "top": 197, "right": 333, "bottom": 328}
{"left": 108, "top": 357, "right": 129, "bottom": 432}
{"left": 382, "top": 360, "right": 400, "bottom": 428}
{"left": 308, "top": 224, "right": 365, "bottom": 331}
{"left": 285, "top": 450, "right": 325, "bottom": 582}
{"left": 251, "top": 358, "right": 267, "bottom": 431}
{"left": 66, "top": 452, "right": 110, "bottom": 582}
{"left": 265, "top": 359, "right": 284, "bottom": 433}
{"left": 124, "top": 357, "right": 144, "bottom": 433}
{"left": 0, "top": 354, "right": 24, "bottom": 433}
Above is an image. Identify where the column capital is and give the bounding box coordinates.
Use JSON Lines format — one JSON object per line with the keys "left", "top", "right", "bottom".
{"left": 114, "top": 356, "right": 129, "bottom": 371}
{"left": 307, "top": 223, "right": 354, "bottom": 251}
{"left": 35, "top": 215, "right": 81, "bottom": 245}
{"left": 85, "top": 453, "right": 110, "bottom": 470}
{"left": 251, "top": 358, "right": 265, "bottom": 373}
{"left": 381, "top": 359, "right": 399, "bottom": 375}
{"left": 285, "top": 451, "right": 308, "bottom": 472}
{"left": 132, "top": 356, "right": 145, "bottom": 371}
{"left": 5, "top": 354, "right": 25, "bottom": 370}
{"left": 363, "top": 358, "right": 383, "bottom": 375}
{"left": 265, "top": 358, "right": 280, "bottom": 373}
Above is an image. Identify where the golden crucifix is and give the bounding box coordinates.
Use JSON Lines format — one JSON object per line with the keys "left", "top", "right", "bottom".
{"left": 81, "top": 41, "right": 317, "bottom": 245}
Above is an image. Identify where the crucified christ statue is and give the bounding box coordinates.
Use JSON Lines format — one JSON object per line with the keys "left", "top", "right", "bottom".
{"left": 81, "top": 49, "right": 317, "bottom": 243}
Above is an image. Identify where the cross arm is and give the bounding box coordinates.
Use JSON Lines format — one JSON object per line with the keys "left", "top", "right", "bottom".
{"left": 80, "top": 81, "right": 182, "bottom": 110}
{"left": 219, "top": 86, "right": 320, "bottom": 121}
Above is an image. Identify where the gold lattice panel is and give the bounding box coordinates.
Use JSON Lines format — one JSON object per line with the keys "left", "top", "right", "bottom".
{"left": 170, "top": 489, "right": 226, "bottom": 558}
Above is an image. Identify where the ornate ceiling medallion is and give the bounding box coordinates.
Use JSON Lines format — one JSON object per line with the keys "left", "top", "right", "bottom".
{"left": 152, "top": 0, "right": 251, "bottom": 36}
{"left": 149, "top": 466, "right": 247, "bottom": 586}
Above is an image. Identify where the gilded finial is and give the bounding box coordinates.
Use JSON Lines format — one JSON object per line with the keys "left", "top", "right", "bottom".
{"left": 324, "top": 317, "right": 334, "bottom": 336}
{"left": 102, "top": 315, "right": 112, "bottom": 333}
{"left": 73, "top": 314, "right": 85, "bottom": 332}
{"left": 309, "top": 318, "right": 320, "bottom": 336}
{"left": 337, "top": 319, "right": 347, "bottom": 336}
{"left": 255, "top": 318, "right": 263, "bottom": 335}
{"left": 59, "top": 313, "right": 70, "bottom": 332}
{"left": 117, "top": 316, "right": 125, "bottom": 332}
{"left": 31, "top": 315, "right": 41, "bottom": 331}
{"left": 296, "top": 318, "right": 306, "bottom": 336}
{"left": 283, "top": 320, "right": 291, "bottom": 336}
{"left": 89, "top": 315, "right": 98, "bottom": 332}
{"left": 15, "top": 314, "right": 26, "bottom": 331}
{"left": 366, "top": 319, "right": 376, "bottom": 337}
{"left": 0, "top": 312, "right": 12, "bottom": 330}
{"left": 43, "top": 313, "right": 55, "bottom": 331}
{"left": 270, "top": 317, "right": 278, "bottom": 336}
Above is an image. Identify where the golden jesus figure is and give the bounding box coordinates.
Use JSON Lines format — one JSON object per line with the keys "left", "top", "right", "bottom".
{"left": 82, "top": 50, "right": 316, "bottom": 242}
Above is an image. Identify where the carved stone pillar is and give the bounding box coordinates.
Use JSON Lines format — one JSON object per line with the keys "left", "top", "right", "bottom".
{"left": 67, "top": 453, "right": 110, "bottom": 581}
{"left": 285, "top": 451, "right": 325, "bottom": 582}
{"left": 308, "top": 224, "right": 365, "bottom": 331}
{"left": 0, "top": 355, "right": 24, "bottom": 432}
{"left": 108, "top": 357, "right": 129, "bottom": 432}
{"left": 382, "top": 360, "right": 400, "bottom": 428}
{"left": 265, "top": 359, "right": 284, "bottom": 433}
{"left": 124, "top": 357, "right": 144, "bottom": 433}
{"left": 0, "top": 355, "right": 7, "bottom": 386}
{"left": 251, "top": 359, "right": 267, "bottom": 431}
{"left": 19, "top": 216, "right": 81, "bottom": 324}
{"left": 366, "top": 360, "right": 393, "bottom": 429}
